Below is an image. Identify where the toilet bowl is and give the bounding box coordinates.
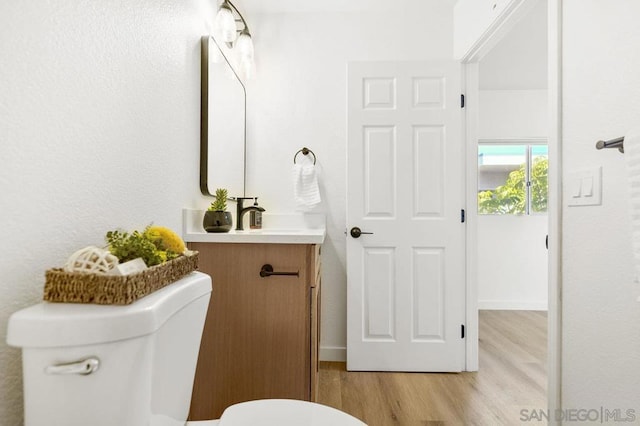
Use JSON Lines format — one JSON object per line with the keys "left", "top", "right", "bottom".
{"left": 188, "top": 399, "right": 364, "bottom": 426}
{"left": 7, "top": 272, "right": 364, "bottom": 426}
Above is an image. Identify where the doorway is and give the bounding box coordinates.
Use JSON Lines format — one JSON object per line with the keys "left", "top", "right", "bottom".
{"left": 475, "top": 0, "right": 549, "bottom": 313}
{"left": 462, "top": 0, "right": 561, "bottom": 421}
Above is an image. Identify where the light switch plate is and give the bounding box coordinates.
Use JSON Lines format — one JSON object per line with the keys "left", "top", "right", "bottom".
{"left": 582, "top": 176, "right": 594, "bottom": 197}
{"left": 567, "top": 167, "right": 602, "bottom": 206}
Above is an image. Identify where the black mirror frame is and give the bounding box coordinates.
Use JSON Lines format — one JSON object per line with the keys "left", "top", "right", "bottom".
{"left": 200, "top": 35, "right": 247, "bottom": 197}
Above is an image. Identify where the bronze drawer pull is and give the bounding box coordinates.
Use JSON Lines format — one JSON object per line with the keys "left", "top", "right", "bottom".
{"left": 260, "top": 264, "right": 299, "bottom": 277}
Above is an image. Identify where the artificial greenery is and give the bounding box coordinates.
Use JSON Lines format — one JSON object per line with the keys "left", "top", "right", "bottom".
{"left": 106, "top": 226, "right": 181, "bottom": 267}
{"left": 208, "top": 188, "right": 228, "bottom": 211}
{"left": 144, "top": 225, "right": 186, "bottom": 254}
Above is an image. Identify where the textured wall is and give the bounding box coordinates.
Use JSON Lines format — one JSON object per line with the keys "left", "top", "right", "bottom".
{"left": 0, "top": 0, "right": 215, "bottom": 423}
{"left": 562, "top": 0, "right": 640, "bottom": 416}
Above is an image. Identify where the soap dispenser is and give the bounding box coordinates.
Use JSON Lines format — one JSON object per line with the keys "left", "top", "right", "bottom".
{"left": 250, "top": 198, "right": 262, "bottom": 229}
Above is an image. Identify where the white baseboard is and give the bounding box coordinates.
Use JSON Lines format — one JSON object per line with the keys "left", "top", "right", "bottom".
{"left": 319, "top": 346, "right": 346, "bottom": 362}
{"left": 478, "top": 300, "right": 548, "bottom": 311}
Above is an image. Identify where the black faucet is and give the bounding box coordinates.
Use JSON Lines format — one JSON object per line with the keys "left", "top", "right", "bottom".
{"left": 232, "top": 197, "right": 265, "bottom": 231}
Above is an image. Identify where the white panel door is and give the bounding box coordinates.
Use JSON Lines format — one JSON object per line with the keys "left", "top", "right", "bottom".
{"left": 347, "top": 61, "right": 465, "bottom": 372}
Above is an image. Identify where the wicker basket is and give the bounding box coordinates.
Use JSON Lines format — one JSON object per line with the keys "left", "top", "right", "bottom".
{"left": 43, "top": 252, "right": 199, "bottom": 305}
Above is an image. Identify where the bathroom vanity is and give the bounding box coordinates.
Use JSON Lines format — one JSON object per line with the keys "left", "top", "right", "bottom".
{"left": 183, "top": 211, "right": 325, "bottom": 420}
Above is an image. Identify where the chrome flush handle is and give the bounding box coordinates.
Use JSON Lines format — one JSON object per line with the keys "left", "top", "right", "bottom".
{"left": 45, "top": 357, "right": 100, "bottom": 376}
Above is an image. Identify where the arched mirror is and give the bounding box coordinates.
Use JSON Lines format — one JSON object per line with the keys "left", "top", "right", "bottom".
{"left": 200, "top": 35, "right": 246, "bottom": 197}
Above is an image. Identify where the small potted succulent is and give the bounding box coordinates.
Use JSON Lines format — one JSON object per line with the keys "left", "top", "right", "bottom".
{"left": 203, "top": 188, "right": 233, "bottom": 233}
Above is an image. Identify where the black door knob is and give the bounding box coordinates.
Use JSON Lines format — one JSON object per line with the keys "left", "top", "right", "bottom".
{"left": 350, "top": 227, "right": 373, "bottom": 238}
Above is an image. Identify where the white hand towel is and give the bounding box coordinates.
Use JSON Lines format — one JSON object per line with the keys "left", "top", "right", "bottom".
{"left": 293, "top": 156, "right": 321, "bottom": 211}
{"left": 624, "top": 128, "right": 640, "bottom": 280}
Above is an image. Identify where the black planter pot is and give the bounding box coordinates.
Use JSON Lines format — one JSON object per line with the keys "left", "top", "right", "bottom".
{"left": 203, "top": 211, "right": 233, "bottom": 233}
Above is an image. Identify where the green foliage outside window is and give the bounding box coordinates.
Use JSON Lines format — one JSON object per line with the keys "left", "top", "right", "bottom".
{"left": 530, "top": 157, "right": 548, "bottom": 213}
{"left": 478, "top": 157, "right": 548, "bottom": 215}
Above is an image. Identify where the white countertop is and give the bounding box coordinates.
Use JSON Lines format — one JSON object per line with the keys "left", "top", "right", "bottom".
{"left": 182, "top": 209, "right": 326, "bottom": 244}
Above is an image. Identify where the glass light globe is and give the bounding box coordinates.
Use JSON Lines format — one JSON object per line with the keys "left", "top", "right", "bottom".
{"left": 235, "top": 30, "right": 254, "bottom": 59}
{"left": 215, "top": 3, "right": 237, "bottom": 42}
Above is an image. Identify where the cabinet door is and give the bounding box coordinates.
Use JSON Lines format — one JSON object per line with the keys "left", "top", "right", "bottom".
{"left": 188, "top": 243, "right": 311, "bottom": 421}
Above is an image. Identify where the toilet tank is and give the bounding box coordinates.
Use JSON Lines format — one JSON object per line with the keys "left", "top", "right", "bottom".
{"left": 7, "top": 271, "right": 212, "bottom": 426}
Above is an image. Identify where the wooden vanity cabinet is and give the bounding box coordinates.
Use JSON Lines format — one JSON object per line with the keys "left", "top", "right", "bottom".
{"left": 188, "top": 243, "right": 321, "bottom": 421}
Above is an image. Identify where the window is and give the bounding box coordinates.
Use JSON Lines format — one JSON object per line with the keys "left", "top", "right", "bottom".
{"left": 477, "top": 143, "right": 548, "bottom": 215}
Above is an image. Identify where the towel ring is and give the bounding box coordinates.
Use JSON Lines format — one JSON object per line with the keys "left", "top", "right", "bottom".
{"left": 293, "top": 147, "right": 316, "bottom": 165}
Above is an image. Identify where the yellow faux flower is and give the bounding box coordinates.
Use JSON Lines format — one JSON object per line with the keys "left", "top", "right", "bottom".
{"left": 145, "top": 226, "right": 186, "bottom": 254}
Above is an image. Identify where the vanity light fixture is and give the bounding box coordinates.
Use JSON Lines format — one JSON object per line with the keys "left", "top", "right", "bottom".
{"left": 215, "top": 1, "right": 237, "bottom": 42}
{"left": 213, "top": 0, "right": 255, "bottom": 80}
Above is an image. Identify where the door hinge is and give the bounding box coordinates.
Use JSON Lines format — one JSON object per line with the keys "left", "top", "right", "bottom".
{"left": 461, "top": 209, "right": 465, "bottom": 223}
{"left": 461, "top": 94, "right": 465, "bottom": 108}
{"left": 461, "top": 324, "right": 465, "bottom": 339}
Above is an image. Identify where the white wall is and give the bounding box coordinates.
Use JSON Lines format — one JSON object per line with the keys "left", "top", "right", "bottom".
{"left": 479, "top": 90, "right": 548, "bottom": 138}
{"left": 454, "top": 0, "right": 512, "bottom": 59}
{"left": 243, "top": 3, "right": 454, "bottom": 360}
{"left": 477, "top": 90, "right": 548, "bottom": 309}
{"left": 562, "top": 0, "right": 640, "bottom": 416}
{"left": 479, "top": 0, "right": 547, "bottom": 90}
{"left": 0, "top": 1, "right": 216, "bottom": 423}
{"left": 478, "top": 215, "right": 548, "bottom": 309}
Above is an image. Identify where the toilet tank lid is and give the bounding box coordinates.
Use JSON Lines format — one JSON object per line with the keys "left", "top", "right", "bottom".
{"left": 7, "top": 272, "right": 212, "bottom": 348}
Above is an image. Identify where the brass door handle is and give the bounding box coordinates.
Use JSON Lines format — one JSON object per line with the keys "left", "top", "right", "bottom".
{"left": 260, "top": 264, "right": 299, "bottom": 277}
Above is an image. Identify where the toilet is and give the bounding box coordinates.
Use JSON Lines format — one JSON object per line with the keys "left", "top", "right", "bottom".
{"left": 7, "top": 272, "right": 364, "bottom": 426}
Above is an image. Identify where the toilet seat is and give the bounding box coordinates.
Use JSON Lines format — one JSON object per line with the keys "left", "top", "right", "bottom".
{"left": 186, "top": 399, "right": 365, "bottom": 426}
